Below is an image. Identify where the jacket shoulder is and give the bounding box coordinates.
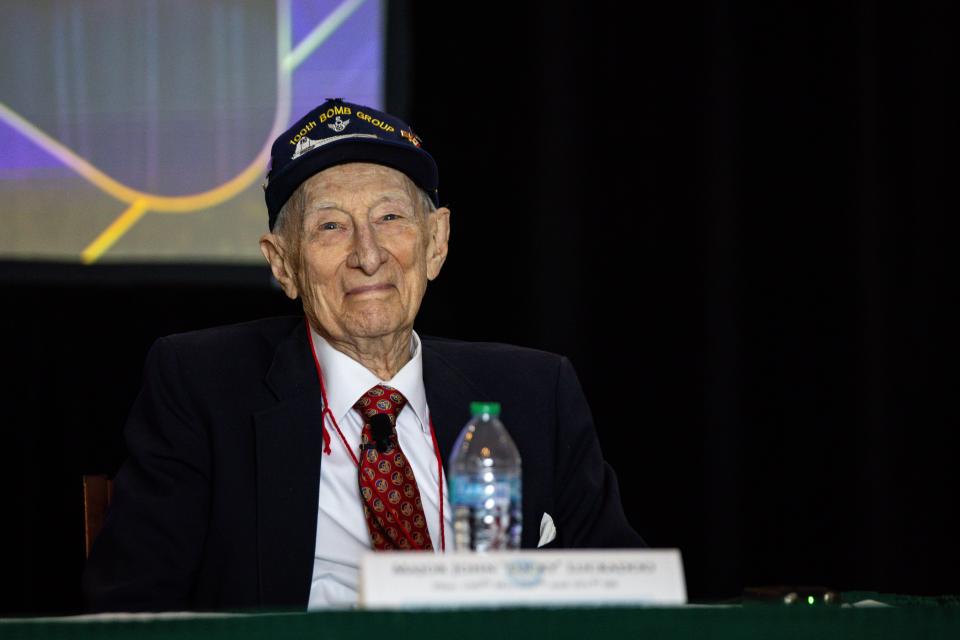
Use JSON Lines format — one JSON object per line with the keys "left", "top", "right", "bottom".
{"left": 421, "top": 335, "right": 566, "bottom": 380}
{"left": 158, "top": 316, "right": 302, "bottom": 353}
{"left": 148, "top": 316, "right": 304, "bottom": 385}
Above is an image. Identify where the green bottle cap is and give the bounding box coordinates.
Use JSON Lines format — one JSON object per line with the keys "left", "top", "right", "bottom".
{"left": 470, "top": 401, "right": 501, "bottom": 417}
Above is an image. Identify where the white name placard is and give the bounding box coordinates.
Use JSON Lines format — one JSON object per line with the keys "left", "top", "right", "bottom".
{"left": 359, "top": 549, "right": 686, "bottom": 609}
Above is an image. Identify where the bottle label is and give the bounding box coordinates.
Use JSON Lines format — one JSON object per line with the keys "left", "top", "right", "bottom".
{"left": 450, "top": 476, "right": 519, "bottom": 507}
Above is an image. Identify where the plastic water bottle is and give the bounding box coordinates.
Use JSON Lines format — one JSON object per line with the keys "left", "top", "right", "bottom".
{"left": 449, "top": 401, "right": 522, "bottom": 551}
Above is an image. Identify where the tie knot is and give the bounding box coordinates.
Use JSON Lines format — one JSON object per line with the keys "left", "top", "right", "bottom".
{"left": 353, "top": 384, "right": 407, "bottom": 425}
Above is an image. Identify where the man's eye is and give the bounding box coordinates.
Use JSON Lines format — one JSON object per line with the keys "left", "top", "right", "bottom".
{"left": 320, "top": 222, "right": 339, "bottom": 231}
{"left": 382, "top": 213, "right": 401, "bottom": 221}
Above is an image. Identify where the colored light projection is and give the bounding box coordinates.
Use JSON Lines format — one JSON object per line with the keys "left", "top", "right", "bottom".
{"left": 0, "top": 0, "right": 382, "bottom": 264}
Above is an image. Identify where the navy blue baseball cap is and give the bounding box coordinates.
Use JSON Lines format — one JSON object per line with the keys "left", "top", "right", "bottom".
{"left": 263, "top": 98, "right": 439, "bottom": 229}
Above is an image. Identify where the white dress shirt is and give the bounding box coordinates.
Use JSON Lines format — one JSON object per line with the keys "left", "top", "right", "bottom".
{"left": 307, "top": 328, "right": 453, "bottom": 609}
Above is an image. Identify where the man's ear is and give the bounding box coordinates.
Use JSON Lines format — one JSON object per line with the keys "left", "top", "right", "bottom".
{"left": 426, "top": 206, "right": 451, "bottom": 281}
{"left": 259, "top": 233, "right": 299, "bottom": 299}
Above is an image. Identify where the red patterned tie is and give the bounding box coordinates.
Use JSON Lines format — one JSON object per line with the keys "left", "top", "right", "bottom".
{"left": 354, "top": 384, "right": 433, "bottom": 551}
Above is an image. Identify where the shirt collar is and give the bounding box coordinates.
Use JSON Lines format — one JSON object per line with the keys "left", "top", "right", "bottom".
{"left": 309, "top": 327, "right": 430, "bottom": 434}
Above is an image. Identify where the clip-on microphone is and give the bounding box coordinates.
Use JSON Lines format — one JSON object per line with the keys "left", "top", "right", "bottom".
{"left": 363, "top": 413, "right": 393, "bottom": 453}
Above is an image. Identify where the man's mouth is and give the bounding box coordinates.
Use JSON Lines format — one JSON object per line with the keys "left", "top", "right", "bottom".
{"left": 347, "top": 283, "right": 393, "bottom": 295}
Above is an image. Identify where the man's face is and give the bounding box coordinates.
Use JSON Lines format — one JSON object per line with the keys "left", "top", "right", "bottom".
{"left": 261, "top": 163, "right": 450, "bottom": 345}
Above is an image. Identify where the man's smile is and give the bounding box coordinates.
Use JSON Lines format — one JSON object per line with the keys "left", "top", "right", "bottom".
{"left": 346, "top": 283, "right": 394, "bottom": 296}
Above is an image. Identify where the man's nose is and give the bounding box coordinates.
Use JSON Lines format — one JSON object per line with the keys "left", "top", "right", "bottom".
{"left": 347, "top": 223, "right": 387, "bottom": 274}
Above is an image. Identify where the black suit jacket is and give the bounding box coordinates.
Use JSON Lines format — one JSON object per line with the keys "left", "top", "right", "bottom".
{"left": 83, "top": 316, "right": 643, "bottom": 612}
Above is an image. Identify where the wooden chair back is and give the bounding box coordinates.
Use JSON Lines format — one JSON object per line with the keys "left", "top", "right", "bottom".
{"left": 83, "top": 475, "right": 113, "bottom": 558}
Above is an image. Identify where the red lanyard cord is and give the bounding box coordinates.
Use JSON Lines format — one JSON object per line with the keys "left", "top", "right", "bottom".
{"left": 305, "top": 319, "right": 446, "bottom": 551}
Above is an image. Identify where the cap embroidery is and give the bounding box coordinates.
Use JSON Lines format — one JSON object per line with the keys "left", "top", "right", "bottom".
{"left": 327, "top": 115, "right": 350, "bottom": 133}
{"left": 290, "top": 132, "right": 379, "bottom": 160}
{"left": 400, "top": 130, "right": 422, "bottom": 148}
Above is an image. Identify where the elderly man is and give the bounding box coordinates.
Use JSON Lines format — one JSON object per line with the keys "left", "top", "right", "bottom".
{"left": 83, "top": 99, "right": 643, "bottom": 612}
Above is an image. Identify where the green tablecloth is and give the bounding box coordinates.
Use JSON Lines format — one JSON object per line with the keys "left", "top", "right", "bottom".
{"left": 3, "top": 597, "right": 959, "bottom": 640}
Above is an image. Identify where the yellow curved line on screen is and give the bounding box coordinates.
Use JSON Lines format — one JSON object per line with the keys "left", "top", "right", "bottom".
{"left": 0, "top": 99, "right": 278, "bottom": 214}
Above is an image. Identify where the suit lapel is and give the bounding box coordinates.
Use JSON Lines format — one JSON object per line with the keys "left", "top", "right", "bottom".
{"left": 254, "top": 320, "right": 324, "bottom": 609}
{"left": 422, "top": 341, "right": 484, "bottom": 470}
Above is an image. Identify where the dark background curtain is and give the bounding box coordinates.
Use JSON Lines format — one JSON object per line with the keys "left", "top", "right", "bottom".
{"left": 2, "top": 1, "right": 957, "bottom": 614}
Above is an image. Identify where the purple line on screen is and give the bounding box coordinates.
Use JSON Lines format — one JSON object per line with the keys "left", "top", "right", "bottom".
{"left": 0, "top": 120, "right": 68, "bottom": 174}
{"left": 290, "top": 0, "right": 382, "bottom": 118}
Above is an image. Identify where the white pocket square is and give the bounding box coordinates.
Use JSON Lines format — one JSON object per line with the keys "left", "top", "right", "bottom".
{"left": 538, "top": 512, "right": 557, "bottom": 547}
